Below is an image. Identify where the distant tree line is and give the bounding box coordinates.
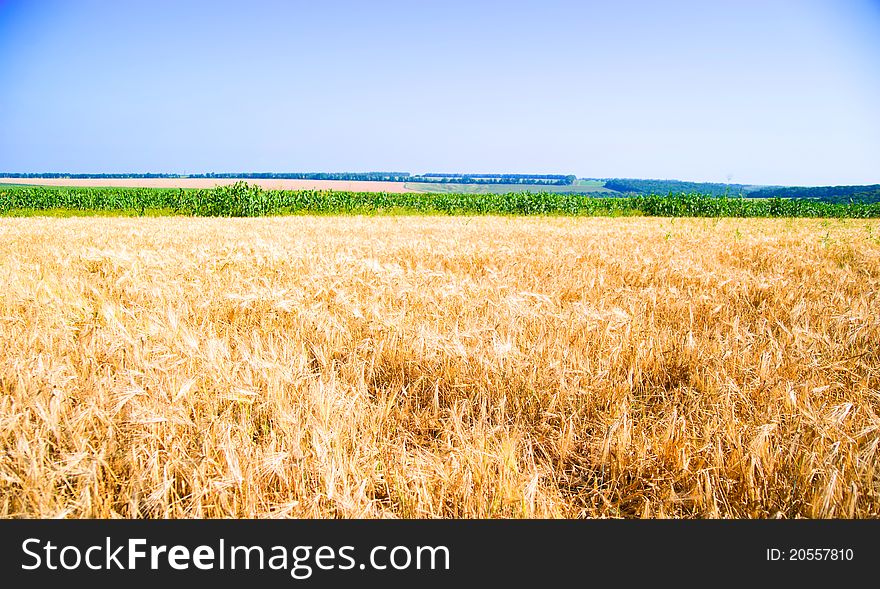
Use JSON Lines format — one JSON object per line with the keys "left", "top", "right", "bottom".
{"left": 409, "top": 174, "right": 577, "bottom": 185}
{"left": 0, "top": 172, "right": 414, "bottom": 182}
{"left": 600, "top": 179, "right": 880, "bottom": 203}
{"left": 746, "top": 184, "right": 880, "bottom": 204}
{"left": 602, "top": 179, "right": 753, "bottom": 197}
{"left": 0, "top": 173, "right": 185, "bottom": 179}
{"left": 1, "top": 172, "right": 580, "bottom": 186}
{"left": 193, "top": 172, "right": 414, "bottom": 182}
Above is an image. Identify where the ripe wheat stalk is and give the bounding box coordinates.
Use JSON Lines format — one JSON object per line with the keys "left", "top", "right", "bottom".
{"left": 1, "top": 216, "right": 878, "bottom": 518}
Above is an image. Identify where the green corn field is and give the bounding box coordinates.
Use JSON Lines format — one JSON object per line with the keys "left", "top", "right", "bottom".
{"left": 1, "top": 181, "right": 879, "bottom": 218}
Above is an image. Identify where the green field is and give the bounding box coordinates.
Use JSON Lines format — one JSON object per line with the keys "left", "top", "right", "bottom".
{"left": 2, "top": 182, "right": 880, "bottom": 218}
{"left": 403, "top": 179, "right": 613, "bottom": 194}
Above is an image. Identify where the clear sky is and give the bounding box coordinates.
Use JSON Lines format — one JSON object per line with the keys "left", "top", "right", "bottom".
{"left": 1, "top": 0, "right": 878, "bottom": 185}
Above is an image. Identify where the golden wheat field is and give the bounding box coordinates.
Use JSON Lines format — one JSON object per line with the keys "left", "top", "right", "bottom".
{"left": 1, "top": 215, "right": 879, "bottom": 518}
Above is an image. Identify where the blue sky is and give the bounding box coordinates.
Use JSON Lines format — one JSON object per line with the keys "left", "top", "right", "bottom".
{"left": 1, "top": 0, "right": 878, "bottom": 185}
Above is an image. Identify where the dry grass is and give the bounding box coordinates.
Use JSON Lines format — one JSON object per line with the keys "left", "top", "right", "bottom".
{"left": 1, "top": 216, "right": 878, "bottom": 518}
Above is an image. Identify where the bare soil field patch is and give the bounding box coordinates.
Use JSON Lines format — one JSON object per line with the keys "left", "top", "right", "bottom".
{"left": 0, "top": 177, "right": 420, "bottom": 193}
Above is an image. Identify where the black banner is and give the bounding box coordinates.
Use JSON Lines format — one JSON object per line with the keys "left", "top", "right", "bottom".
{"left": 0, "top": 519, "right": 874, "bottom": 586}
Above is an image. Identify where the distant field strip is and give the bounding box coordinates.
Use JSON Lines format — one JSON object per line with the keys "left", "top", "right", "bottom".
{"left": 0, "top": 177, "right": 420, "bottom": 193}
{"left": 2, "top": 183, "right": 879, "bottom": 217}
{"left": 1, "top": 216, "right": 878, "bottom": 517}
{"left": 402, "top": 180, "right": 613, "bottom": 194}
